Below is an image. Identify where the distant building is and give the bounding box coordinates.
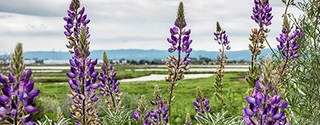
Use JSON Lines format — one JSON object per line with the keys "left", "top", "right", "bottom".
{"left": 43, "top": 60, "right": 69, "bottom": 65}
{"left": 119, "top": 59, "right": 127, "bottom": 65}
{"left": 110, "top": 59, "right": 119, "bottom": 64}
{"left": 24, "top": 59, "right": 36, "bottom": 64}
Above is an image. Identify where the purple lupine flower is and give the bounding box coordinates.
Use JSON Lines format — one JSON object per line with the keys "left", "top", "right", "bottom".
{"left": 147, "top": 104, "right": 169, "bottom": 124}
{"left": 214, "top": 22, "right": 231, "bottom": 50}
{"left": 213, "top": 22, "right": 230, "bottom": 107}
{"left": 193, "top": 99, "right": 211, "bottom": 114}
{"left": 276, "top": 26, "right": 304, "bottom": 60}
{"left": 98, "top": 51, "right": 122, "bottom": 112}
{"left": 247, "top": 0, "right": 273, "bottom": 89}
{"left": 251, "top": 0, "right": 273, "bottom": 32}
{"left": 166, "top": 1, "right": 192, "bottom": 67}
{"left": 137, "top": 85, "right": 169, "bottom": 125}
{"left": 132, "top": 111, "right": 139, "bottom": 120}
{"left": 0, "top": 43, "right": 39, "bottom": 125}
{"left": 193, "top": 87, "right": 211, "bottom": 119}
{"left": 243, "top": 77, "right": 290, "bottom": 125}
{"left": 64, "top": 0, "right": 99, "bottom": 124}
{"left": 132, "top": 95, "right": 149, "bottom": 125}
{"left": 67, "top": 57, "right": 100, "bottom": 124}
{"left": 165, "top": 3, "right": 192, "bottom": 123}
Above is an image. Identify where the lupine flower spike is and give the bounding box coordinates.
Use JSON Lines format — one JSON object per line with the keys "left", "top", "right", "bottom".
{"left": 64, "top": 0, "right": 100, "bottom": 124}
{"left": 193, "top": 86, "right": 211, "bottom": 119}
{"left": 132, "top": 95, "right": 148, "bottom": 125}
{"left": 213, "top": 22, "right": 231, "bottom": 107}
{"left": 247, "top": 0, "right": 273, "bottom": 89}
{"left": 184, "top": 113, "right": 192, "bottom": 125}
{"left": 98, "top": 51, "right": 122, "bottom": 112}
{"left": 165, "top": 2, "right": 192, "bottom": 123}
{"left": 243, "top": 56, "right": 290, "bottom": 125}
{"left": 140, "top": 85, "right": 169, "bottom": 125}
{"left": 276, "top": 16, "right": 304, "bottom": 78}
{"left": 277, "top": 16, "right": 303, "bottom": 60}
{"left": 0, "top": 43, "right": 40, "bottom": 125}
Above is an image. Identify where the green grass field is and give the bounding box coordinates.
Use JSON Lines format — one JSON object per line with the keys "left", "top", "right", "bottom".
{"left": 33, "top": 66, "right": 248, "bottom": 124}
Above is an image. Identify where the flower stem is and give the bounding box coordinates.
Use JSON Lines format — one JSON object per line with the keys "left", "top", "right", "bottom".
{"left": 168, "top": 32, "right": 182, "bottom": 124}
{"left": 107, "top": 69, "right": 117, "bottom": 112}
{"left": 81, "top": 59, "right": 86, "bottom": 125}
{"left": 265, "top": 38, "right": 280, "bottom": 60}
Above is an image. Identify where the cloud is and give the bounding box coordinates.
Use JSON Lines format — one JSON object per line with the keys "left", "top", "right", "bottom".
{"left": 0, "top": 0, "right": 305, "bottom": 54}
{"left": 0, "top": 0, "right": 68, "bottom": 17}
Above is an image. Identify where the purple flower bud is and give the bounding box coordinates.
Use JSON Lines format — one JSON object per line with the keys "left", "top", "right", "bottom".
{"left": 132, "top": 111, "right": 139, "bottom": 120}
{"left": 10, "top": 109, "right": 16, "bottom": 117}
{"left": 69, "top": 59, "right": 77, "bottom": 67}
{"left": 182, "top": 36, "right": 189, "bottom": 43}
{"left": 184, "top": 58, "right": 191, "bottom": 65}
{"left": 0, "top": 95, "right": 9, "bottom": 103}
{"left": 110, "top": 70, "right": 116, "bottom": 78}
{"left": 91, "top": 83, "right": 100, "bottom": 89}
{"left": 168, "top": 47, "right": 175, "bottom": 53}
{"left": 273, "top": 112, "right": 283, "bottom": 120}
{"left": 0, "top": 74, "right": 7, "bottom": 84}
{"left": 91, "top": 71, "right": 98, "bottom": 78}
{"left": 280, "top": 102, "right": 288, "bottom": 108}
{"left": 244, "top": 108, "right": 254, "bottom": 116}
{"left": 26, "top": 69, "right": 32, "bottom": 79}
{"left": 63, "top": 17, "right": 69, "bottom": 22}
{"left": 0, "top": 107, "right": 7, "bottom": 116}
{"left": 68, "top": 80, "right": 78, "bottom": 90}
{"left": 64, "top": 31, "right": 71, "bottom": 36}
{"left": 170, "top": 27, "right": 179, "bottom": 35}
{"left": 204, "top": 99, "right": 209, "bottom": 105}
{"left": 2, "top": 86, "right": 12, "bottom": 97}
{"left": 183, "top": 29, "right": 191, "bottom": 35}
{"left": 24, "top": 106, "right": 37, "bottom": 114}
{"left": 150, "top": 101, "right": 157, "bottom": 106}
{"left": 20, "top": 71, "right": 26, "bottom": 80}
{"left": 25, "top": 81, "right": 34, "bottom": 92}
{"left": 91, "top": 97, "right": 98, "bottom": 102}
{"left": 243, "top": 115, "right": 252, "bottom": 124}
{"left": 67, "top": 10, "right": 75, "bottom": 18}
{"left": 83, "top": 19, "right": 90, "bottom": 25}
{"left": 23, "top": 115, "right": 33, "bottom": 123}
{"left": 82, "top": 14, "right": 87, "bottom": 21}
{"left": 66, "top": 72, "right": 77, "bottom": 78}
{"left": 8, "top": 73, "right": 15, "bottom": 83}
{"left": 28, "top": 90, "right": 40, "bottom": 97}
{"left": 23, "top": 98, "right": 33, "bottom": 106}
{"left": 246, "top": 96, "right": 256, "bottom": 104}
{"left": 79, "top": 7, "right": 85, "bottom": 15}
{"left": 92, "top": 58, "right": 98, "bottom": 65}
{"left": 270, "top": 106, "right": 279, "bottom": 116}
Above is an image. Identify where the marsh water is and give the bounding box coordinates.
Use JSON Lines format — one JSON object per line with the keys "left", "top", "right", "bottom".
{"left": 27, "top": 65, "right": 248, "bottom": 83}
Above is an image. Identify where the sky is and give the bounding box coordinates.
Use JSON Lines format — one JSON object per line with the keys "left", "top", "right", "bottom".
{"left": 0, "top": 0, "right": 303, "bottom": 54}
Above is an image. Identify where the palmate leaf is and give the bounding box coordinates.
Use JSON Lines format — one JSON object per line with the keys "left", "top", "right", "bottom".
{"left": 195, "top": 111, "right": 245, "bottom": 125}
{"left": 36, "top": 115, "right": 70, "bottom": 125}
{"left": 99, "top": 106, "right": 135, "bottom": 125}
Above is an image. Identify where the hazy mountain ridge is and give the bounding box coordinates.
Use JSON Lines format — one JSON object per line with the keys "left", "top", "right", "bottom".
{"left": 22, "top": 49, "right": 275, "bottom": 61}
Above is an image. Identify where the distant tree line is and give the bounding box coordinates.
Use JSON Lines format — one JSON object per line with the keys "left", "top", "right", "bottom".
{"left": 124, "top": 58, "right": 250, "bottom": 65}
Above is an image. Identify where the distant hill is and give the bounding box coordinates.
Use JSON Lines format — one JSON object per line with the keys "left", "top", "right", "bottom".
{"left": 22, "top": 49, "right": 275, "bottom": 61}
